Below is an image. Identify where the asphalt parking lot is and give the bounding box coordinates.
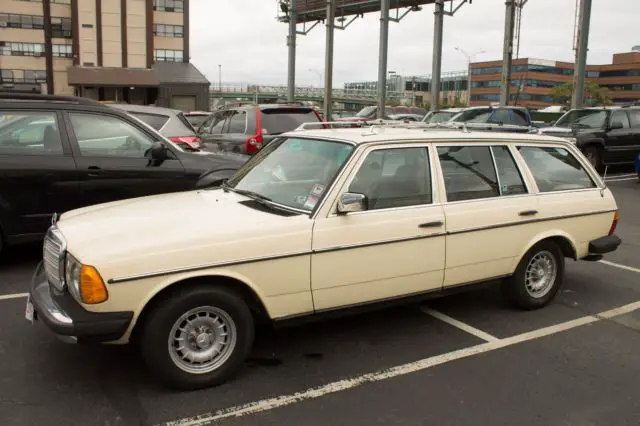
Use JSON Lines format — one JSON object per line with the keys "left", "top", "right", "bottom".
{"left": 0, "top": 172, "right": 638, "bottom": 426}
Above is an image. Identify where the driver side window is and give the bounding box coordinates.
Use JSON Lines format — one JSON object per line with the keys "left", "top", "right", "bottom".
{"left": 69, "top": 113, "right": 155, "bottom": 158}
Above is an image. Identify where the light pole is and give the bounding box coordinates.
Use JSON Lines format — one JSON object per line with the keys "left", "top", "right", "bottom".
{"left": 455, "top": 47, "right": 485, "bottom": 106}
{"left": 218, "top": 64, "right": 222, "bottom": 92}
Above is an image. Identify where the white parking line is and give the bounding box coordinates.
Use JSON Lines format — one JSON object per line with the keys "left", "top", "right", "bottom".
{"left": 598, "top": 260, "right": 640, "bottom": 274}
{"left": 161, "top": 300, "right": 640, "bottom": 426}
{"left": 0, "top": 293, "right": 28, "bottom": 301}
{"left": 605, "top": 177, "right": 638, "bottom": 182}
{"left": 421, "top": 307, "right": 500, "bottom": 342}
{"left": 605, "top": 173, "right": 637, "bottom": 179}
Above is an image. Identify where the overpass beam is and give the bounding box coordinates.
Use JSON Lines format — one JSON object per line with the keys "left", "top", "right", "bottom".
{"left": 287, "top": 0, "right": 297, "bottom": 102}
{"left": 572, "top": 0, "right": 592, "bottom": 108}
{"left": 323, "top": 0, "right": 335, "bottom": 120}
{"left": 500, "top": 0, "right": 517, "bottom": 106}
{"left": 377, "top": 0, "right": 390, "bottom": 118}
{"left": 430, "top": 0, "right": 445, "bottom": 112}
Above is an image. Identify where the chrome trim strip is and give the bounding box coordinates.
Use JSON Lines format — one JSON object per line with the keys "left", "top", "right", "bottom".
{"left": 447, "top": 208, "right": 617, "bottom": 236}
{"left": 108, "top": 209, "right": 616, "bottom": 284}
{"left": 489, "top": 146, "right": 503, "bottom": 196}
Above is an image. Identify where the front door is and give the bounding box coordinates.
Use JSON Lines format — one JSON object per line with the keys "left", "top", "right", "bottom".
{"left": 311, "top": 145, "right": 446, "bottom": 311}
{"left": 605, "top": 110, "right": 634, "bottom": 164}
{"left": 64, "top": 111, "right": 188, "bottom": 207}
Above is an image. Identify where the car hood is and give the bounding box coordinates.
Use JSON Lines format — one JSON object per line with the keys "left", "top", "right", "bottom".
{"left": 57, "top": 189, "right": 312, "bottom": 280}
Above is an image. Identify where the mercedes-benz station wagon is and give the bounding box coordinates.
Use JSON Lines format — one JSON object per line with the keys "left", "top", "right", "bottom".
{"left": 26, "top": 125, "right": 622, "bottom": 389}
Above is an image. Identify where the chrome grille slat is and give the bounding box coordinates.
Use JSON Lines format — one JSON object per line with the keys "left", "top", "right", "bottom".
{"left": 42, "top": 227, "right": 66, "bottom": 291}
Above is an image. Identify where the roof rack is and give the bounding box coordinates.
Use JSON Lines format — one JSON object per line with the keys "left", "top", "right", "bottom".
{"left": 0, "top": 92, "right": 101, "bottom": 105}
{"left": 294, "top": 121, "right": 371, "bottom": 131}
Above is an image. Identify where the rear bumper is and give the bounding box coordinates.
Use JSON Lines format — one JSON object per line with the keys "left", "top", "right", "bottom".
{"left": 588, "top": 235, "right": 622, "bottom": 255}
{"left": 28, "top": 261, "right": 133, "bottom": 343}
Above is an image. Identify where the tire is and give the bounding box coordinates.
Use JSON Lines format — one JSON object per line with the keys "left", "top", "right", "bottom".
{"left": 583, "top": 145, "right": 604, "bottom": 173}
{"left": 138, "top": 285, "right": 254, "bottom": 390}
{"left": 501, "top": 240, "right": 565, "bottom": 310}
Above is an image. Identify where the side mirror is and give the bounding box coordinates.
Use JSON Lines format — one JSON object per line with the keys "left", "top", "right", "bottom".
{"left": 609, "top": 121, "right": 623, "bottom": 130}
{"left": 336, "top": 192, "right": 367, "bottom": 214}
{"left": 150, "top": 141, "right": 168, "bottom": 160}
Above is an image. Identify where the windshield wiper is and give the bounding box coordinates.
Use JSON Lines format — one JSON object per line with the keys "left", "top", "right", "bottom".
{"left": 233, "top": 188, "right": 273, "bottom": 202}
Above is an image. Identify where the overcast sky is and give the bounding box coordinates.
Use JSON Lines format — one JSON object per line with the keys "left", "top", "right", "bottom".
{"left": 189, "top": 0, "right": 639, "bottom": 88}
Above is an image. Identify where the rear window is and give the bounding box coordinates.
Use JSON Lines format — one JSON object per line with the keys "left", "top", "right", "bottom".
{"left": 130, "top": 112, "right": 169, "bottom": 130}
{"left": 185, "top": 114, "right": 210, "bottom": 129}
{"left": 260, "top": 108, "right": 320, "bottom": 134}
{"left": 176, "top": 112, "right": 197, "bottom": 132}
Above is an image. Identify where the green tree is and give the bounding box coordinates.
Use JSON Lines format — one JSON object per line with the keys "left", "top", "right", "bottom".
{"left": 550, "top": 80, "right": 611, "bottom": 106}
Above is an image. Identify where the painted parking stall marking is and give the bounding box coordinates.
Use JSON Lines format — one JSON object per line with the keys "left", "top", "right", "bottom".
{"left": 598, "top": 260, "right": 640, "bottom": 274}
{"left": 161, "top": 300, "right": 640, "bottom": 426}
{"left": 0, "top": 292, "right": 28, "bottom": 301}
{"left": 421, "top": 307, "right": 500, "bottom": 342}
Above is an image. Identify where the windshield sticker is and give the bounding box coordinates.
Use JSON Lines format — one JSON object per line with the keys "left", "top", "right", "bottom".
{"left": 310, "top": 184, "right": 325, "bottom": 196}
{"left": 303, "top": 194, "right": 320, "bottom": 210}
{"left": 296, "top": 195, "right": 308, "bottom": 204}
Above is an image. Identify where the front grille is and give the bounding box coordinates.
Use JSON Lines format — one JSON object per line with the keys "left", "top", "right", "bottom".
{"left": 43, "top": 228, "right": 66, "bottom": 291}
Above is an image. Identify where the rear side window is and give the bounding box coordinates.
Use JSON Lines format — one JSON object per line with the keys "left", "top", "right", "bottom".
{"left": 491, "top": 146, "right": 527, "bottom": 195}
{"left": 225, "top": 110, "right": 247, "bottom": 134}
{"left": 628, "top": 110, "right": 640, "bottom": 127}
{"left": 517, "top": 146, "right": 596, "bottom": 192}
{"left": 130, "top": 112, "right": 169, "bottom": 130}
{"left": 176, "top": 112, "right": 197, "bottom": 132}
{"left": 0, "top": 111, "right": 63, "bottom": 155}
{"left": 260, "top": 108, "right": 320, "bottom": 134}
{"left": 438, "top": 146, "right": 499, "bottom": 202}
{"left": 511, "top": 110, "right": 530, "bottom": 126}
{"left": 609, "top": 110, "right": 630, "bottom": 129}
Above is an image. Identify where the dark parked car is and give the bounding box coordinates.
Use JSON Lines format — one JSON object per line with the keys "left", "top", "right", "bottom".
{"left": 539, "top": 106, "right": 640, "bottom": 171}
{"left": 0, "top": 93, "right": 248, "bottom": 254}
{"left": 197, "top": 103, "right": 323, "bottom": 154}
{"left": 336, "top": 105, "right": 427, "bottom": 122}
{"left": 110, "top": 104, "right": 203, "bottom": 150}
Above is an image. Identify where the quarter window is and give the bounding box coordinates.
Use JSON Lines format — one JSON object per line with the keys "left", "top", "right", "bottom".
{"left": 628, "top": 110, "right": 640, "bottom": 127}
{"left": 0, "top": 111, "right": 63, "bottom": 155}
{"left": 69, "top": 113, "right": 155, "bottom": 158}
{"left": 348, "top": 147, "right": 432, "bottom": 210}
{"left": 438, "top": 146, "right": 499, "bottom": 202}
{"left": 609, "top": 110, "right": 630, "bottom": 129}
{"left": 517, "top": 146, "right": 596, "bottom": 192}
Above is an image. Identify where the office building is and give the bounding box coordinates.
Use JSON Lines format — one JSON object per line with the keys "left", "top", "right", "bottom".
{"left": 469, "top": 50, "right": 640, "bottom": 108}
{"left": 0, "top": 0, "right": 209, "bottom": 111}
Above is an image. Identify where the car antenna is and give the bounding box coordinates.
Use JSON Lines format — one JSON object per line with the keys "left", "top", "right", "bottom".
{"left": 600, "top": 165, "right": 608, "bottom": 197}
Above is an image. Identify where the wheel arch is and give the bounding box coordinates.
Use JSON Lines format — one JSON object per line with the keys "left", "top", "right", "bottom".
{"left": 128, "top": 272, "right": 272, "bottom": 343}
{"left": 511, "top": 231, "right": 578, "bottom": 273}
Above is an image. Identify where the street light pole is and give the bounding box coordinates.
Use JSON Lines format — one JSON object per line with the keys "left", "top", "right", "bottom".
{"left": 455, "top": 47, "right": 485, "bottom": 106}
{"left": 218, "top": 64, "right": 222, "bottom": 92}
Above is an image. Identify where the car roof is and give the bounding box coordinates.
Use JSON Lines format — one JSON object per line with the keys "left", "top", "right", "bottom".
{"left": 109, "top": 103, "right": 182, "bottom": 116}
{"left": 283, "top": 127, "right": 571, "bottom": 146}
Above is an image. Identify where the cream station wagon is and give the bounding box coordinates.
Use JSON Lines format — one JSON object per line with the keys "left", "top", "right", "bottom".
{"left": 26, "top": 125, "right": 622, "bottom": 390}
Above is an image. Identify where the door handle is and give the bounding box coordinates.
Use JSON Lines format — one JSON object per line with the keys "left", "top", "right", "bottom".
{"left": 87, "top": 166, "right": 101, "bottom": 177}
{"left": 519, "top": 210, "right": 538, "bottom": 217}
{"left": 418, "top": 221, "right": 443, "bottom": 228}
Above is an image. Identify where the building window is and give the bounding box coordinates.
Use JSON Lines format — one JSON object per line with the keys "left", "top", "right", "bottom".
{"left": 51, "top": 17, "right": 72, "bottom": 38}
{"left": 0, "top": 14, "right": 45, "bottom": 30}
{"left": 81, "top": 23, "right": 93, "bottom": 28}
{"left": 0, "top": 42, "right": 45, "bottom": 57}
{"left": 153, "top": 0, "right": 184, "bottom": 12}
{"left": 0, "top": 69, "right": 46, "bottom": 84}
{"left": 154, "top": 24, "right": 184, "bottom": 37}
{"left": 52, "top": 44, "right": 73, "bottom": 58}
{"left": 52, "top": 0, "right": 72, "bottom": 4}
{"left": 154, "top": 49, "right": 183, "bottom": 62}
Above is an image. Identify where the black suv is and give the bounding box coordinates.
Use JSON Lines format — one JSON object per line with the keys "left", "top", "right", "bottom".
{"left": 540, "top": 106, "right": 640, "bottom": 171}
{"left": 197, "top": 103, "right": 322, "bottom": 154}
{"left": 0, "top": 93, "right": 248, "bottom": 254}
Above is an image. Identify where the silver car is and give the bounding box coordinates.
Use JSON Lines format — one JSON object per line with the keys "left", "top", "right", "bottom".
{"left": 109, "top": 104, "right": 203, "bottom": 150}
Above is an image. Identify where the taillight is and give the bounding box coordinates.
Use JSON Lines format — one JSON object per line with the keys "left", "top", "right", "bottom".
{"left": 608, "top": 210, "right": 619, "bottom": 236}
{"left": 169, "top": 136, "right": 201, "bottom": 148}
{"left": 246, "top": 133, "right": 263, "bottom": 154}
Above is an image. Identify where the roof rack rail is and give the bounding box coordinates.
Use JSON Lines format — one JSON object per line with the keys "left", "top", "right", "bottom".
{"left": 294, "top": 121, "right": 370, "bottom": 131}
{"left": 0, "top": 92, "right": 101, "bottom": 105}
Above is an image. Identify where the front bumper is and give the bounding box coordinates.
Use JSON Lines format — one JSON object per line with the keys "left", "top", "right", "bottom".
{"left": 28, "top": 261, "right": 133, "bottom": 343}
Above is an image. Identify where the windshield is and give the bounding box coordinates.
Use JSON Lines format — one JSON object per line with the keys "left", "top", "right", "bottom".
{"left": 226, "top": 137, "right": 355, "bottom": 213}
{"left": 423, "top": 111, "right": 456, "bottom": 123}
{"left": 554, "top": 110, "right": 608, "bottom": 129}
{"left": 451, "top": 108, "right": 492, "bottom": 123}
{"left": 356, "top": 106, "right": 377, "bottom": 118}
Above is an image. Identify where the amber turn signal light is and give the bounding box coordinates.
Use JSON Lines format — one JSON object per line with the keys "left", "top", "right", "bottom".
{"left": 79, "top": 265, "right": 109, "bottom": 304}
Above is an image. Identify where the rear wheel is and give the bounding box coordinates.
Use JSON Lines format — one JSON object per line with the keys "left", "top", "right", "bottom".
{"left": 138, "top": 285, "right": 254, "bottom": 390}
{"left": 501, "top": 241, "right": 565, "bottom": 310}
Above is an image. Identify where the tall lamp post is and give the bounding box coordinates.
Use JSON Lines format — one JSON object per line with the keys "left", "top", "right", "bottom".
{"left": 218, "top": 64, "right": 222, "bottom": 92}
{"left": 455, "top": 47, "right": 485, "bottom": 106}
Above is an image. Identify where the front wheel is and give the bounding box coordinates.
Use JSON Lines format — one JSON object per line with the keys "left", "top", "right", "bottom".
{"left": 138, "top": 285, "right": 254, "bottom": 390}
{"left": 501, "top": 241, "right": 565, "bottom": 310}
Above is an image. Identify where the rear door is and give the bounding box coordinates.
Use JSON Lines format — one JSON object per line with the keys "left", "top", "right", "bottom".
{"left": 605, "top": 110, "right": 633, "bottom": 163}
{"left": 63, "top": 111, "right": 190, "bottom": 207}
{"left": 625, "top": 109, "right": 640, "bottom": 163}
{"left": 200, "top": 110, "right": 230, "bottom": 151}
{"left": 217, "top": 109, "right": 249, "bottom": 153}
{"left": 0, "top": 109, "right": 79, "bottom": 240}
